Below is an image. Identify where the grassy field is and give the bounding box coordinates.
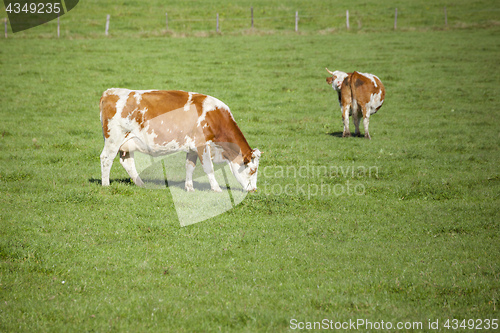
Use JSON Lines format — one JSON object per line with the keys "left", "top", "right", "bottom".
{"left": 1, "top": 1, "right": 500, "bottom": 332}
{"left": 2, "top": 0, "right": 500, "bottom": 37}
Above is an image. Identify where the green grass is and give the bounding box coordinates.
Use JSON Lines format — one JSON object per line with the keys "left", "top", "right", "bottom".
{"left": 1, "top": 2, "right": 500, "bottom": 331}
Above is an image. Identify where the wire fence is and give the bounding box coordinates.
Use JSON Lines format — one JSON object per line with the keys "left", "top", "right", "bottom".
{"left": 2, "top": 5, "right": 499, "bottom": 38}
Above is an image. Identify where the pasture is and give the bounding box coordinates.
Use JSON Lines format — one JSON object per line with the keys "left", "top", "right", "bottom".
{"left": 1, "top": 1, "right": 499, "bottom": 331}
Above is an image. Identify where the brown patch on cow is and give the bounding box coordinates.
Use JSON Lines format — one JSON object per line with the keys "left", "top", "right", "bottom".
{"left": 326, "top": 77, "right": 333, "bottom": 85}
{"left": 100, "top": 94, "right": 119, "bottom": 138}
{"left": 248, "top": 166, "right": 257, "bottom": 176}
{"left": 142, "top": 91, "right": 191, "bottom": 121}
{"left": 190, "top": 93, "right": 207, "bottom": 120}
{"left": 350, "top": 72, "right": 385, "bottom": 115}
{"left": 119, "top": 91, "right": 191, "bottom": 126}
{"left": 202, "top": 107, "right": 253, "bottom": 164}
{"left": 354, "top": 78, "right": 365, "bottom": 88}
{"left": 119, "top": 93, "right": 145, "bottom": 128}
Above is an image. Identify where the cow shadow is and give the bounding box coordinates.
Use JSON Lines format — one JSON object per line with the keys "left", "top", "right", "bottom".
{"left": 327, "top": 131, "right": 367, "bottom": 138}
{"left": 88, "top": 177, "right": 216, "bottom": 191}
{"left": 89, "top": 178, "right": 132, "bottom": 185}
{"left": 327, "top": 131, "right": 344, "bottom": 138}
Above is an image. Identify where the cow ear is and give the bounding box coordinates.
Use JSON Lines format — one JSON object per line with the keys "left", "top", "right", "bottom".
{"left": 244, "top": 149, "right": 261, "bottom": 165}
{"left": 252, "top": 149, "right": 261, "bottom": 159}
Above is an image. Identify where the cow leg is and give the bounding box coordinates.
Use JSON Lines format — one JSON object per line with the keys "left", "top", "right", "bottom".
{"left": 363, "top": 115, "right": 371, "bottom": 140}
{"left": 100, "top": 140, "right": 121, "bottom": 186}
{"left": 342, "top": 105, "right": 351, "bottom": 138}
{"left": 198, "top": 145, "right": 222, "bottom": 192}
{"left": 353, "top": 111, "right": 362, "bottom": 137}
{"left": 185, "top": 150, "right": 198, "bottom": 192}
{"left": 119, "top": 151, "right": 145, "bottom": 187}
{"left": 358, "top": 103, "right": 373, "bottom": 140}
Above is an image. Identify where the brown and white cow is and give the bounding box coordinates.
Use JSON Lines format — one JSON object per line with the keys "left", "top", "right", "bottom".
{"left": 99, "top": 89, "right": 261, "bottom": 192}
{"left": 326, "top": 69, "right": 385, "bottom": 139}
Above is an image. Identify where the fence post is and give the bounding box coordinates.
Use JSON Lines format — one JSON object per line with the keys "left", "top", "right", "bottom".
{"left": 394, "top": 8, "right": 398, "bottom": 30}
{"left": 166, "top": 12, "right": 168, "bottom": 31}
{"left": 346, "top": 10, "right": 350, "bottom": 30}
{"left": 295, "top": 11, "right": 298, "bottom": 32}
{"left": 251, "top": 7, "right": 254, "bottom": 28}
{"left": 216, "top": 13, "right": 219, "bottom": 32}
{"left": 57, "top": 15, "right": 60, "bottom": 38}
{"left": 444, "top": 6, "right": 448, "bottom": 26}
{"left": 4, "top": 18, "right": 7, "bottom": 38}
{"left": 105, "top": 14, "right": 110, "bottom": 36}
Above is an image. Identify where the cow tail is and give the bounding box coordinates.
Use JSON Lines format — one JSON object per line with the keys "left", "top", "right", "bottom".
{"left": 99, "top": 95, "right": 104, "bottom": 118}
{"left": 341, "top": 74, "right": 353, "bottom": 113}
{"left": 348, "top": 74, "right": 355, "bottom": 103}
{"left": 99, "top": 94, "right": 106, "bottom": 141}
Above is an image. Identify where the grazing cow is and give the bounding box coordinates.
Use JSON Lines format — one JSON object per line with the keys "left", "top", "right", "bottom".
{"left": 99, "top": 88, "right": 261, "bottom": 192}
{"left": 325, "top": 69, "right": 385, "bottom": 139}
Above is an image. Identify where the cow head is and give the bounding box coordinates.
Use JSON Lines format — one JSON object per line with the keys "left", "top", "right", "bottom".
{"left": 229, "top": 148, "right": 261, "bottom": 192}
{"left": 326, "top": 68, "right": 348, "bottom": 91}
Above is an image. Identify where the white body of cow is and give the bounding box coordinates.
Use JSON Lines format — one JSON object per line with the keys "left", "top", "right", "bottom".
{"left": 99, "top": 88, "right": 261, "bottom": 192}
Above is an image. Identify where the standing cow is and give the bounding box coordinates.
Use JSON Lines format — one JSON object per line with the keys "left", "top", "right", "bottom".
{"left": 99, "top": 88, "right": 261, "bottom": 192}
{"left": 326, "top": 69, "right": 385, "bottom": 139}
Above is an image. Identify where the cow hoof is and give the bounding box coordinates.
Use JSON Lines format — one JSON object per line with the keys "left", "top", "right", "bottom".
{"left": 185, "top": 186, "right": 195, "bottom": 192}
{"left": 212, "top": 187, "right": 223, "bottom": 193}
{"left": 364, "top": 134, "right": 371, "bottom": 140}
{"left": 134, "top": 178, "right": 145, "bottom": 187}
{"left": 342, "top": 132, "right": 351, "bottom": 138}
